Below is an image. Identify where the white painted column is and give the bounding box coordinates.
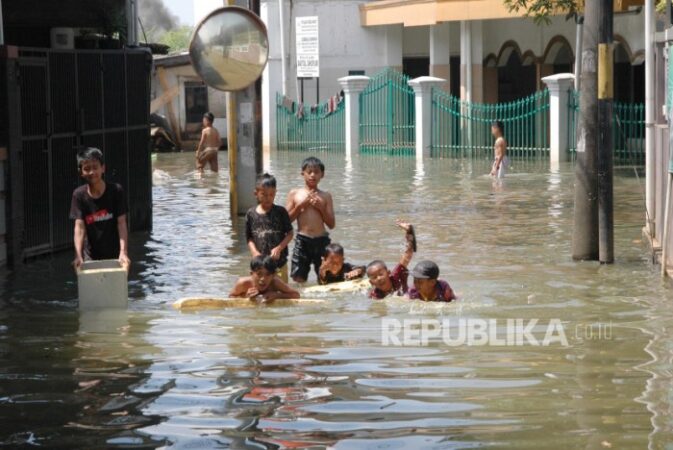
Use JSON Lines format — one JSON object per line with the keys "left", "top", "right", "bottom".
{"left": 645, "top": 0, "right": 656, "bottom": 236}
{"left": 338, "top": 76, "right": 370, "bottom": 160}
{"left": 430, "top": 23, "right": 451, "bottom": 92}
{"left": 409, "top": 76, "right": 446, "bottom": 160}
{"left": 460, "top": 20, "right": 483, "bottom": 103}
{"left": 384, "top": 24, "right": 403, "bottom": 70}
{"left": 542, "top": 73, "right": 575, "bottom": 167}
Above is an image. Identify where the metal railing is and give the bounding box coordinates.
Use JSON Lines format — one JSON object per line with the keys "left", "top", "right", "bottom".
{"left": 359, "top": 68, "right": 415, "bottom": 155}
{"left": 431, "top": 89, "right": 550, "bottom": 158}
{"left": 276, "top": 92, "right": 345, "bottom": 152}
{"left": 567, "top": 90, "right": 645, "bottom": 164}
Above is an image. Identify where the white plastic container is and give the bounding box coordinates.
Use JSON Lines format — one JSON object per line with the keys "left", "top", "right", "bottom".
{"left": 77, "top": 260, "right": 128, "bottom": 310}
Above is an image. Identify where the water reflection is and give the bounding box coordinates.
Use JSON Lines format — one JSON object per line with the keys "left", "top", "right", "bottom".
{"left": 1, "top": 152, "right": 672, "bottom": 449}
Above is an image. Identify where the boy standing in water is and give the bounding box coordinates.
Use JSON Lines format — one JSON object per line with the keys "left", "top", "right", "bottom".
{"left": 366, "top": 221, "right": 416, "bottom": 299}
{"left": 489, "top": 121, "right": 509, "bottom": 178}
{"left": 195, "top": 112, "right": 221, "bottom": 173}
{"left": 246, "top": 173, "right": 294, "bottom": 282}
{"left": 286, "top": 157, "right": 335, "bottom": 283}
{"left": 230, "top": 256, "right": 300, "bottom": 302}
{"left": 70, "top": 147, "right": 130, "bottom": 271}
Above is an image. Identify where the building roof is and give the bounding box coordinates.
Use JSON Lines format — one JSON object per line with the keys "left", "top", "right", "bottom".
{"left": 153, "top": 52, "right": 191, "bottom": 68}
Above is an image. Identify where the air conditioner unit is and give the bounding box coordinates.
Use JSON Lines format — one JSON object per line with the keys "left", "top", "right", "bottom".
{"left": 51, "top": 28, "right": 75, "bottom": 50}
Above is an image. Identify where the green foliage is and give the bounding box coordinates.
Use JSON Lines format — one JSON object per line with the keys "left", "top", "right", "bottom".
{"left": 159, "top": 26, "right": 194, "bottom": 53}
{"left": 503, "top": 0, "right": 578, "bottom": 24}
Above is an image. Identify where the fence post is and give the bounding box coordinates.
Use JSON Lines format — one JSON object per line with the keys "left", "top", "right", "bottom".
{"left": 409, "top": 76, "right": 446, "bottom": 160}
{"left": 542, "top": 73, "right": 575, "bottom": 165}
{"left": 338, "top": 76, "right": 370, "bottom": 159}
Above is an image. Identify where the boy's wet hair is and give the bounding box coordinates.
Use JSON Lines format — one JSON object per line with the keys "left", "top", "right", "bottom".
{"left": 301, "top": 156, "right": 325, "bottom": 173}
{"left": 324, "top": 243, "right": 344, "bottom": 256}
{"left": 203, "top": 112, "right": 214, "bottom": 123}
{"left": 366, "top": 260, "right": 387, "bottom": 272}
{"left": 256, "top": 173, "right": 277, "bottom": 189}
{"left": 77, "top": 147, "right": 104, "bottom": 170}
{"left": 250, "top": 255, "right": 277, "bottom": 273}
{"left": 492, "top": 120, "right": 504, "bottom": 134}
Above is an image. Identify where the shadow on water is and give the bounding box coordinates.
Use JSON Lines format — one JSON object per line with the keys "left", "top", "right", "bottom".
{"left": 1, "top": 151, "right": 673, "bottom": 448}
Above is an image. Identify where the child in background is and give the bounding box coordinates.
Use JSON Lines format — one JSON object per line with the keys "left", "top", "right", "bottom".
{"left": 407, "top": 260, "right": 456, "bottom": 302}
{"left": 489, "top": 120, "right": 509, "bottom": 179}
{"left": 230, "top": 256, "right": 300, "bottom": 302}
{"left": 286, "top": 157, "right": 335, "bottom": 282}
{"left": 246, "top": 173, "right": 294, "bottom": 281}
{"left": 195, "top": 112, "right": 221, "bottom": 173}
{"left": 366, "top": 221, "right": 416, "bottom": 299}
{"left": 318, "top": 243, "right": 366, "bottom": 285}
{"left": 70, "top": 147, "right": 130, "bottom": 271}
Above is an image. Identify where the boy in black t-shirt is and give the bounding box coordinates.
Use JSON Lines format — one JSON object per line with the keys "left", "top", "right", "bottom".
{"left": 318, "top": 243, "right": 365, "bottom": 285}
{"left": 70, "top": 147, "right": 130, "bottom": 271}
{"left": 245, "top": 173, "right": 294, "bottom": 281}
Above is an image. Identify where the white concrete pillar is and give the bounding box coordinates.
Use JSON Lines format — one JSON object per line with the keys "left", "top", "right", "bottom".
{"left": 542, "top": 73, "right": 575, "bottom": 167}
{"left": 338, "top": 76, "right": 370, "bottom": 159}
{"left": 430, "top": 23, "right": 451, "bottom": 92}
{"left": 409, "top": 76, "right": 446, "bottom": 160}
{"left": 384, "top": 24, "right": 403, "bottom": 70}
{"left": 460, "top": 20, "right": 483, "bottom": 103}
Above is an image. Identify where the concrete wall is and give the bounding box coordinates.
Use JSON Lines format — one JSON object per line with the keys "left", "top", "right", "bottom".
{"left": 482, "top": 13, "right": 645, "bottom": 64}
{"left": 261, "top": 0, "right": 647, "bottom": 150}
{"left": 261, "top": 0, "right": 400, "bottom": 150}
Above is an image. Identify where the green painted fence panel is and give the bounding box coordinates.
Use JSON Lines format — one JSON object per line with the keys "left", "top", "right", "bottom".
{"left": 276, "top": 92, "right": 345, "bottom": 152}
{"left": 359, "top": 68, "right": 415, "bottom": 155}
{"left": 431, "top": 89, "right": 550, "bottom": 158}
{"left": 567, "top": 90, "right": 644, "bottom": 164}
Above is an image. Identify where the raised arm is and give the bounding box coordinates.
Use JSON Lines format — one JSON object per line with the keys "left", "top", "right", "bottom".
{"left": 396, "top": 221, "right": 415, "bottom": 268}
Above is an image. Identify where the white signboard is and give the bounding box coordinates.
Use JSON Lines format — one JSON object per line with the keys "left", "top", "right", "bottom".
{"left": 296, "top": 16, "right": 319, "bottom": 78}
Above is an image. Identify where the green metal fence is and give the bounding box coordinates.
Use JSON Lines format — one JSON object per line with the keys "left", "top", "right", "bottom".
{"left": 567, "top": 90, "right": 645, "bottom": 164}
{"left": 276, "top": 92, "right": 345, "bottom": 152}
{"left": 359, "top": 68, "right": 415, "bottom": 155}
{"left": 431, "top": 89, "right": 550, "bottom": 158}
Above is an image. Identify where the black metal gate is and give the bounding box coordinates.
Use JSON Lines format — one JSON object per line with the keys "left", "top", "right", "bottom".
{"left": 4, "top": 47, "right": 153, "bottom": 262}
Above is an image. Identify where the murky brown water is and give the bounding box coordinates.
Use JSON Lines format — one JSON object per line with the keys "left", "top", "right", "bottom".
{"left": 1, "top": 151, "right": 672, "bottom": 449}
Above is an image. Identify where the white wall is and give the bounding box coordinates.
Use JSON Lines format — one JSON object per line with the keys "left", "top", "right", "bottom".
{"left": 261, "top": 0, "right": 395, "bottom": 150}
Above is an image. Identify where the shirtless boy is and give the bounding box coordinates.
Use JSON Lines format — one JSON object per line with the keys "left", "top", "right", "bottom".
{"left": 196, "top": 112, "right": 221, "bottom": 173}
{"left": 286, "top": 157, "right": 335, "bottom": 283}
{"left": 489, "top": 120, "right": 509, "bottom": 178}
{"left": 230, "top": 256, "right": 300, "bottom": 302}
{"left": 367, "top": 221, "right": 416, "bottom": 299}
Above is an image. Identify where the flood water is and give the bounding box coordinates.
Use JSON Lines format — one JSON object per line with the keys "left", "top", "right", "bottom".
{"left": 1, "top": 151, "right": 672, "bottom": 449}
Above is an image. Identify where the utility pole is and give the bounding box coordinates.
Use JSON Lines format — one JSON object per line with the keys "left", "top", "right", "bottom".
{"left": 597, "top": 0, "right": 614, "bottom": 263}
{"left": 572, "top": 0, "right": 599, "bottom": 260}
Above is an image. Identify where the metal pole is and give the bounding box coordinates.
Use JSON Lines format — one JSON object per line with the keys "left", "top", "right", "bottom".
{"left": 572, "top": 0, "right": 600, "bottom": 260}
{"left": 574, "top": 15, "right": 584, "bottom": 91}
{"left": 278, "top": 0, "right": 288, "bottom": 95}
{"left": 597, "top": 0, "right": 614, "bottom": 263}
{"left": 645, "top": 0, "right": 655, "bottom": 236}
{"left": 316, "top": 77, "right": 319, "bottom": 104}
{"left": 0, "top": 0, "right": 5, "bottom": 46}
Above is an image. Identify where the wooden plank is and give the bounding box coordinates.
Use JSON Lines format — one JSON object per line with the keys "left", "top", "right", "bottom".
{"left": 150, "top": 84, "right": 179, "bottom": 114}
{"left": 156, "top": 67, "right": 183, "bottom": 148}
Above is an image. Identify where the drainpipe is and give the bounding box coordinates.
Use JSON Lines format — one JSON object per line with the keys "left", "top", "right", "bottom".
{"left": 645, "top": 0, "right": 655, "bottom": 236}
{"left": 574, "top": 15, "right": 583, "bottom": 91}
{"left": 278, "top": 0, "right": 288, "bottom": 95}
